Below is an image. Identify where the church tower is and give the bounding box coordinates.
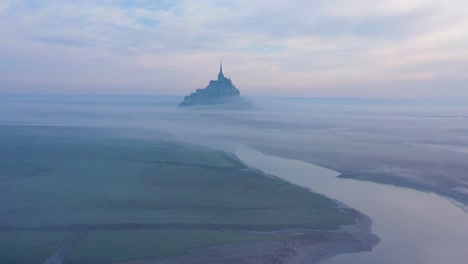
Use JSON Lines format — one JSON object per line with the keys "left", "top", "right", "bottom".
{"left": 217, "top": 61, "right": 224, "bottom": 80}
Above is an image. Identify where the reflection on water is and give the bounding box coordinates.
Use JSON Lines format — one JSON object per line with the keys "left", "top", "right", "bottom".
{"left": 234, "top": 146, "right": 468, "bottom": 264}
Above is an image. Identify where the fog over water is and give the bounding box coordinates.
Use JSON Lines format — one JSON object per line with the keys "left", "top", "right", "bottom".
{"left": 2, "top": 95, "right": 468, "bottom": 202}
{"left": 1, "top": 94, "right": 468, "bottom": 263}
{"left": 3, "top": 95, "right": 468, "bottom": 197}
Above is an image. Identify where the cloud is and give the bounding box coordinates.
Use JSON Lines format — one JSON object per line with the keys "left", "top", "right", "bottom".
{"left": 0, "top": 0, "right": 467, "bottom": 98}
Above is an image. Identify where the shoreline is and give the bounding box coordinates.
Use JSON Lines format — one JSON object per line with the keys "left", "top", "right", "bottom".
{"left": 231, "top": 148, "right": 380, "bottom": 264}
{"left": 338, "top": 171, "right": 468, "bottom": 212}
{"left": 231, "top": 145, "right": 468, "bottom": 264}
{"left": 238, "top": 142, "right": 468, "bottom": 211}
{"left": 110, "top": 145, "right": 379, "bottom": 264}
{"left": 114, "top": 213, "right": 378, "bottom": 264}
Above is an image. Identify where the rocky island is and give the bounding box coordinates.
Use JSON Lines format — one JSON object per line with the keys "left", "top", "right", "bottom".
{"left": 179, "top": 63, "right": 246, "bottom": 107}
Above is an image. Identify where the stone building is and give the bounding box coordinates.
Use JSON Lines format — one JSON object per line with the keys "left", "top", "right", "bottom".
{"left": 179, "top": 63, "right": 242, "bottom": 107}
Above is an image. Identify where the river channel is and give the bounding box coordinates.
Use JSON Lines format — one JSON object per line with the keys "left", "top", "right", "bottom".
{"left": 234, "top": 146, "right": 468, "bottom": 264}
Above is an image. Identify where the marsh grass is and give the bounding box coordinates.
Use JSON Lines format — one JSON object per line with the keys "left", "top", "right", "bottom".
{"left": 66, "top": 229, "right": 292, "bottom": 263}
{"left": 0, "top": 125, "right": 354, "bottom": 263}
{"left": 0, "top": 231, "right": 70, "bottom": 264}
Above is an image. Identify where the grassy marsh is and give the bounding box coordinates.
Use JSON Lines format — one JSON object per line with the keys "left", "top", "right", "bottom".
{"left": 0, "top": 125, "right": 354, "bottom": 263}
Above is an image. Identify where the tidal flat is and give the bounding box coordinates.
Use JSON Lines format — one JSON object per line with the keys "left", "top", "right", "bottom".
{"left": 0, "top": 125, "right": 374, "bottom": 264}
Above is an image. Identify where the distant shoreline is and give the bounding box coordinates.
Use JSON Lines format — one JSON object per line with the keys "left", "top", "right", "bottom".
{"left": 338, "top": 171, "right": 468, "bottom": 212}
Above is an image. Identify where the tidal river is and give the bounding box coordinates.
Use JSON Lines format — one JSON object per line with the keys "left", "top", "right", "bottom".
{"left": 234, "top": 146, "right": 468, "bottom": 264}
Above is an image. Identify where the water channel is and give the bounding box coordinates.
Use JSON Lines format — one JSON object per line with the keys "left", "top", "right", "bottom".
{"left": 234, "top": 146, "right": 468, "bottom": 264}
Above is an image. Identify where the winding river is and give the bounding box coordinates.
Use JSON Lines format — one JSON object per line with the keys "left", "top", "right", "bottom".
{"left": 234, "top": 146, "right": 468, "bottom": 264}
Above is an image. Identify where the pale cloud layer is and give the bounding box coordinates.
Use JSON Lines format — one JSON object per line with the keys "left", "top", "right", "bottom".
{"left": 1, "top": 0, "right": 467, "bottom": 98}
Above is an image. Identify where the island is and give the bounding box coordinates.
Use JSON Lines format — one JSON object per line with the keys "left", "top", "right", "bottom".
{"left": 179, "top": 63, "right": 247, "bottom": 107}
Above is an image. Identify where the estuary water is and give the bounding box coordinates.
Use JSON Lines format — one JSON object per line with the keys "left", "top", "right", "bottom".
{"left": 234, "top": 146, "right": 468, "bottom": 264}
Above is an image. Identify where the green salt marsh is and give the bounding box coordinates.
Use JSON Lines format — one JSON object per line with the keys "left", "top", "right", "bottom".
{"left": 0, "top": 125, "right": 354, "bottom": 263}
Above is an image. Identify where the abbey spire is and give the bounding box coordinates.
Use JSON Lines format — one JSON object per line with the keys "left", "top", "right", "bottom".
{"left": 218, "top": 61, "right": 224, "bottom": 80}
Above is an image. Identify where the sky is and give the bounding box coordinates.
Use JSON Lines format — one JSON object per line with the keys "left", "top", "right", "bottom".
{"left": 0, "top": 0, "right": 467, "bottom": 98}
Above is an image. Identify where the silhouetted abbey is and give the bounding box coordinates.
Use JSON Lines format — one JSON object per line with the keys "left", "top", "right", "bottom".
{"left": 179, "top": 63, "right": 242, "bottom": 107}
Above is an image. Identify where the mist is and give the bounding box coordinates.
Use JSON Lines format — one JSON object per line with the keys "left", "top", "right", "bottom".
{"left": 2, "top": 94, "right": 468, "bottom": 263}
{"left": 2, "top": 95, "right": 467, "bottom": 206}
